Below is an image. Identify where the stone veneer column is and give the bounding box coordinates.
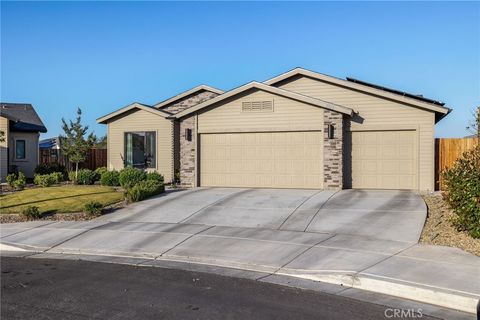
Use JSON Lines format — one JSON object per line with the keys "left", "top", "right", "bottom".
{"left": 323, "top": 110, "right": 343, "bottom": 190}
{"left": 179, "top": 116, "right": 196, "bottom": 187}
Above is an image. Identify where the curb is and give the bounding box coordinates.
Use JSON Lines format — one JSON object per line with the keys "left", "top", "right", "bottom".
{"left": 276, "top": 271, "right": 479, "bottom": 314}
{"left": 1, "top": 246, "right": 478, "bottom": 315}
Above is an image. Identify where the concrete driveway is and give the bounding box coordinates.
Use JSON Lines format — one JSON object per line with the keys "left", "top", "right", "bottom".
{"left": 105, "top": 188, "right": 427, "bottom": 243}
{"left": 3, "top": 188, "right": 480, "bottom": 314}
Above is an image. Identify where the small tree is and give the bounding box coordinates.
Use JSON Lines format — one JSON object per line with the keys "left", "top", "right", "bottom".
{"left": 60, "top": 108, "right": 95, "bottom": 179}
{"left": 466, "top": 106, "right": 479, "bottom": 139}
{"left": 92, "top": 134, "right": 107, "bottom": 149}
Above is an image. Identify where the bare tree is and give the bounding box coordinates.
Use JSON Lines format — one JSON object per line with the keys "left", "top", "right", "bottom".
{"left": 466, "top": 106, "right": 479, "bottom": 139}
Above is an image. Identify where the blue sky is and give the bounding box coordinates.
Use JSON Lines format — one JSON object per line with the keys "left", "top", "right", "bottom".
{"left": 1, "top": 1, "right": 479, "bottom": 138}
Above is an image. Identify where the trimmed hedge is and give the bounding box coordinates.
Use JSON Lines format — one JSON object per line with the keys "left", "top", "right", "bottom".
{"left": 442, "top": 145, "right": 480, "bottom": 238}
{"left": 119, "top": 167, "right": 146, "bottom": 190}
{"left": 21, "top": 206, "right": 42, "bottom": 219}
{"left": 146, "top": 171, "right": 164, "bottom": 184}
{"left": 126, "top": 180, "right": 165, "bottom": 202}
{"left": 76, "top": 169, "right": 96, "bottom": 185}
{"left": 100, "top": 170, "right": 120, "bottom": 186}
{"left": 6, "top": 172, "right": 26, "bottom": 190}
{"left": 84, "top": 201, "right": 103, "bottom": 217}
{"left": 94, "top": 167, "right": 108, "bottom": 181}
{"left": 34, "top": 172, "right": 63, "bottom": 187}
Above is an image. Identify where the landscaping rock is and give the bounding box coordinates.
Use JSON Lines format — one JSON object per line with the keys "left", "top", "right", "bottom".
{"left": 421, "top": 192, "right": 480, "bottom": 256}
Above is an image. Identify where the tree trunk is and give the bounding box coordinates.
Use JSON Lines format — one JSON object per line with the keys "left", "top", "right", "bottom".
{"left": 75, "top": 162, "right": 79, "bottom": 180}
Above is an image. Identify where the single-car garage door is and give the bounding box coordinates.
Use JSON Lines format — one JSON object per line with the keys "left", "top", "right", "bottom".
{"left": 200, "top": 131, "right": 323, "bottom": 189}
{"left": 351, "top": 130, "right": 417, "bottom": 190}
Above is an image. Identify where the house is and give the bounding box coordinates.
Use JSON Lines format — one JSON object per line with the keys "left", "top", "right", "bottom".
{"left": 97, "top": 68, "right": 451, "bottom": 192}
{"left": 39, "top": 136, "right": 62, "bottom": 164}
{"left": 0, "top": 103, "right": 47, "bottom": 181}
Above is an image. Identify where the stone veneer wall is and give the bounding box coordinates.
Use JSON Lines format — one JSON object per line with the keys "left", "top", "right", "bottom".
{"left": 166, "top": 90, "right": 219, "bottom": 187}
{"left": 162, "top": 91, "right": 219, "bottom": 114}
{"left": 323, "top": 110, "right": 343, "bottom": 190}
{"left": 179, "top": 116, "right": 196, "bottom": 187}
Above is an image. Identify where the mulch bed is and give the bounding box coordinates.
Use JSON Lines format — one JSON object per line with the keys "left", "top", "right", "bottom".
{"left": 421, "top": 192, "right": 480, "bottom": 256}
{"left": 0, "top": 201, "right": 127, "bottom": 224}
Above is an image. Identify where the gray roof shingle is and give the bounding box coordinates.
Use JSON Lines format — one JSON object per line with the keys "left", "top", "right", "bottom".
{"left": 0, "top": 103, "right": 47, "bottom": 133}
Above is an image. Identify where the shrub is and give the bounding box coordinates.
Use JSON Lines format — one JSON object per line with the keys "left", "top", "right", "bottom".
{"left": 100, "top": 170, "right": 120, "bottom": 186}
{"left": 21, "top": 206, "right": 41, "bottom": 220}
{"left": 84, "top": 201, "right": 103, "bottom": 217}
{"left": 35, "top": 162, "right": 66, "bottom": 176}
{"left": 50, "top": 172, "right": 64, "bottom": 184}
{"left": 68, "top": 171, "right": 77, "bottom": 183}
{"left": 126, "top": 186, "right": 143, "bottom": 203}
{"left": 94, "top": 167, "right": 108, "bottom": 181}
{"left": 6, "top": 172, "right": 26, "bottom": 190}
{"left": 146, "top": 171, "right": 164, "bottom": 184}
{"left": 6, "top": 173, "right": 16, "bottom": 189}
{"left": 34, "top": 173, "right": 57, "bottom": 187}
{"left": 13, "top": 172, "right": 26, "bottom": 190}
{"left": 126, "top": 180, "right": 164, "bottom": 202}
{"left": 76, "top": 169, "right": 96, "bottom": 185}
{"left": 119, "top": 167, "right": 146, "bottom": 190}
{"left": 442, "top": 145, "right": 480, "bottom": 238}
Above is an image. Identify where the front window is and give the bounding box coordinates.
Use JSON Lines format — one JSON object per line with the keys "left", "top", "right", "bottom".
{"left": 15, "top": 140, "right": 26, "bottom": 160}
{"left": 124, "top": 132, "right": 156, "bottom": 168}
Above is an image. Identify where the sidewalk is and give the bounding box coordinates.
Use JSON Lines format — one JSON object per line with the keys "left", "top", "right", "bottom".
{"left": 1, "top": 220, "right": 479, "bottom": 315}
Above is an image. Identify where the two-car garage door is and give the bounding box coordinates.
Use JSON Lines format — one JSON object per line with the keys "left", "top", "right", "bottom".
{"left": 351, "top": 130, "right": 417, "bottom": 190}
{"left": 199, "top": 130, "right": 417, "bottom": 190}
{"left": 200, "top": 131, "right": 323, "bottom": 189}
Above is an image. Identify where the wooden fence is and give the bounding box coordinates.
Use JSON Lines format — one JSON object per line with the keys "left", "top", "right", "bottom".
{"left": 40, "top": 148, "right": 107, "bottom": 171}
{"left": 435, "top": 137, "right": 478, "bottom": 190}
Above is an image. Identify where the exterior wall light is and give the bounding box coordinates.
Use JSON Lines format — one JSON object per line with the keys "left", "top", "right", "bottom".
{"left": 328, "top": 124, "right": 335, "bottom": 139}
{"left": 185, "top": 128, "right": 192, "bottom": 141}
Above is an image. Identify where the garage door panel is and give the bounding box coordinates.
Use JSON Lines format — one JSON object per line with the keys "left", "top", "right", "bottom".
{"left": 351, "top": 130, "right": 417, "bottom": 190}
{"left": 201, "top": 131, "right": 323, "bottom": 189}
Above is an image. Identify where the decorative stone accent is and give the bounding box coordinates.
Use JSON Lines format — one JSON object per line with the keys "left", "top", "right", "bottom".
{"left": 170, "top": 90, "right": 220, "bottom": 187}
{"left": 179, "top": 116, "right": 196, "bottom": 187}
{"left": 162, "top": 91, "right": 219, "bottom": 114}
{"left": 324, "top": 110, "right": 343, "bottom": 190}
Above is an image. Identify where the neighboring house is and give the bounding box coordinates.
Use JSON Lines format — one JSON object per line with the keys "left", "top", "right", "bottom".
{"left": 39, "top": 136, "right": 62, "bottom": 164}
{"left": 0, "top": 103, "right": 47, "bottom": 181}
{"left": 97, "top": 68, "right": 451, "bottom": 192}
{"left": 39, "top": 136, "right": 61, "bottom": 150}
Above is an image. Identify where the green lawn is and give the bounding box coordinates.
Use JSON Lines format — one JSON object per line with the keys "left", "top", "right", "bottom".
{"left": 0, "top": 185, "right": 124, "bottom": 214}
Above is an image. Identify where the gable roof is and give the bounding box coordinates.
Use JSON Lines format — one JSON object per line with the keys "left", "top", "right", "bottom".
{"left": 97, "top": 102, "right": 172, "bottom": 124}
{"left": 264, "top": 67, "right": 451, "bottom": 121}
{"left": 172, "top": 81, "right": 354, "bottom": 119}
{"left": 153, "top": 85, "right": 224, "bottom": 109}
{"left": 0, "top": 103, "right": 47, "bottom": 133}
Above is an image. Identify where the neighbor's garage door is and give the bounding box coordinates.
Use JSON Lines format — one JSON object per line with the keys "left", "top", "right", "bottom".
{"left": 200, "top": 131, "right": 323, "bottom": 189}
{"left": 351, "top": 130, "right": 417, "bottom": 190}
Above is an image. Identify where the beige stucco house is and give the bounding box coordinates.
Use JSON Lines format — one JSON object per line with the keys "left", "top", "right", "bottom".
{"left": 0, "top": 103, "right": 47, "bottom": 181}
{"left": 97, "top": 68, "right": 450, "bottom": 192}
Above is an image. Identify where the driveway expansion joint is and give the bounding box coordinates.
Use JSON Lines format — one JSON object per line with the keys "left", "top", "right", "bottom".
{"left": 0, "top": 221, "right": 57, "bottom": 239}
{"left": 256, "top": 234, "right": 336, "bottom": 281}
{"left": 277, "top": 189, "right": 324, "bottom": 230}
{"left": 44, "top": 222, "right": 113, "bottom": 253}
{"left": 177, "top": 188, "right": 253, "bottom": 223}
{"left": 156, "top": 225, "right": 216, "bottom": 258}
{"left": 303, "top": 190, "right": 340, "bottom": 232}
